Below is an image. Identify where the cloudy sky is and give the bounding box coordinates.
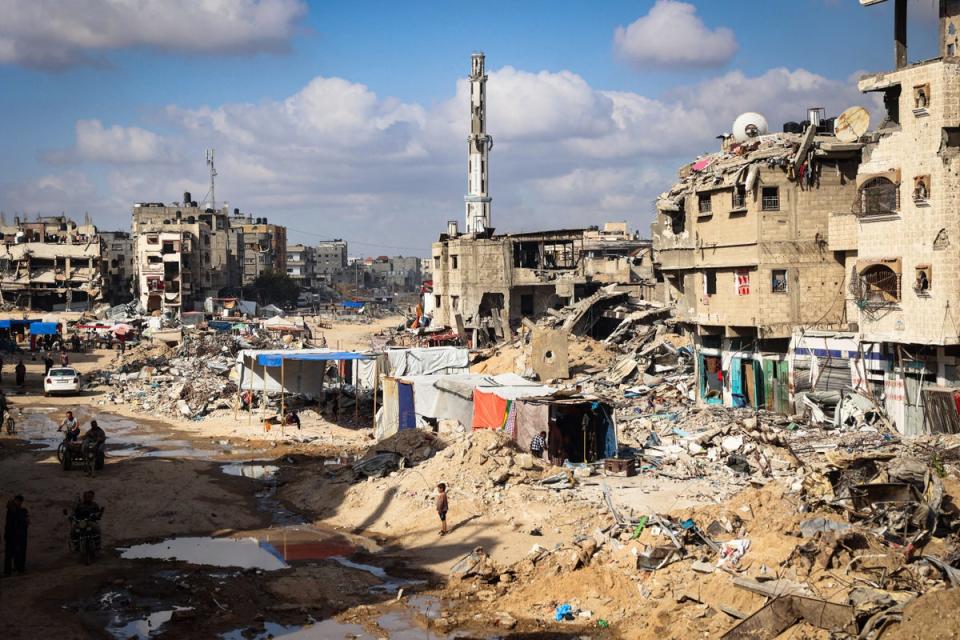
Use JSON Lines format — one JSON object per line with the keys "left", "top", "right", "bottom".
{"left": 0, "top": 0, "right": 941, "bottom": 255}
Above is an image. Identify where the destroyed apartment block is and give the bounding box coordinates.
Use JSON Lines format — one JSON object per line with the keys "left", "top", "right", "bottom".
{"left": 430, "top": 224, "right": 654, "bottom": 348}
{"left": 647, "top": 0, "right": 960, "bottom": 436}
{"left": 0, "top": 215, "right": 106, "bottom": 310}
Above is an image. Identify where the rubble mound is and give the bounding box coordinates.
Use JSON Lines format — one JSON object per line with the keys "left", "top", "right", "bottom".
{"left": 92, "top": 331, "right": 285, "bottom": 420}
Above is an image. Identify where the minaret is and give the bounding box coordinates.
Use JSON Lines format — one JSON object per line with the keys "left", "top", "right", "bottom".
{"left": 465, "top": 52, "right": 492, "bottom": 234}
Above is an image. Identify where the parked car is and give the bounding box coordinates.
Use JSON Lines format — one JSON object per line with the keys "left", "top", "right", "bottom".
{"left": 45, "top": 367, "right": 81, "bottom": 396}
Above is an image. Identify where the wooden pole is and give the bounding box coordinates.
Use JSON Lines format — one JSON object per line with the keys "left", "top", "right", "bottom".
{"left": 337, "top": 361, "right": 342, "bottom": 423}
{"left": 280, "top": 358, "right": 286, "bottom": 438}
{"left": 261, "top": 362, "right": 267, "bottom": 428}
{"left": 353, "top": 359, "right": 359, "bottom": 424}
{"left": 372, "top": 357, "right": 379, "bottom": 428}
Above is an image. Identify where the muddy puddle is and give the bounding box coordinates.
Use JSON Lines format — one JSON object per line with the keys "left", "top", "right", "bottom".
{"left": 14, "top": 407, "right": 244, "bottom": 459}
{"left": 106, "top": 606, "right": 191, "bottom": 639}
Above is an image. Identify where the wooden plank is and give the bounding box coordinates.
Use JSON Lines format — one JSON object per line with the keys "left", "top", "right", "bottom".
{"left": 722, "top": 596, "right": 856, "bottom": 640}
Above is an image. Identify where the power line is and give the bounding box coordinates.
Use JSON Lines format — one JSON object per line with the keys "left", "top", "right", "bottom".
{"left": 284, "top": 225, "right": 429, "bottom": 253}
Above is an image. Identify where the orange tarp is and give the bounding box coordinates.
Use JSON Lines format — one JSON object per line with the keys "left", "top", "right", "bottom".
{"left": 472, "top": 389, "right": 508, "bottom": 430}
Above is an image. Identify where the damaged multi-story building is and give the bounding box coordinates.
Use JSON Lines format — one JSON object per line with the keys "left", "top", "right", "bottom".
{"left": 229, "top": 213, "right": 287, "bottom": 287}
{"left": 652, "top": 0, "right": 960, "bottom": 435}
{"left": 131, "top": 193, "right": 235, "bottom": 313}
{"left": 815, "top": 0, "right": 960, "bottom": 435}
{"left": 0, "top": 215, "right": 106, "bottom": 310}
{"left": 652, "top": 113, "right": 863, "bottom": 413}
{"left": 430, "top": 53, "right": 654, "bottom": 345}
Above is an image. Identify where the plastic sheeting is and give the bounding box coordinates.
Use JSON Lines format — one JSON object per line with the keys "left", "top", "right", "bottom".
{"left": 385, "top": 347, "right": 469, "bottom": 377}
{"left": 473, "top": 390, "right": 509, "bottom": 430}
{"left": 28, "top": 322, "right": 59, "bottom": 335}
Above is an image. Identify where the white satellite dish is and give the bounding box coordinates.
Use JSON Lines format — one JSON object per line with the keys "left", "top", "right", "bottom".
{"left": 732, "top": 112, "right": 769, "bottom": 143}
{"left": 834, "top": 106, "right": 871, "bottom": 143}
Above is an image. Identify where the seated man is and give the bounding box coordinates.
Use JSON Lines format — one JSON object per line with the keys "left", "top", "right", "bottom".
{"left": 81, "top": 419, "right": 106, "bottom": 456}
{"left": 285, "top": 411, "right": 301, "bottom": 430}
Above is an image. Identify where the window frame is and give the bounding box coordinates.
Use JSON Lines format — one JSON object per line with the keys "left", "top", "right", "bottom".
{"left": 761, "top": 187, "right": 780, "bottom": 212}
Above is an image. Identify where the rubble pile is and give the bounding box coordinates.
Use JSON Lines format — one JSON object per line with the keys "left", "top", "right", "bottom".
{"left": 91, "top": 331, "right": 283, "bottom": 420}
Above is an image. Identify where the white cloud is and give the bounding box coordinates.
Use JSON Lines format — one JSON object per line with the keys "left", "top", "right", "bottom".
{"left": 614, "top": 0, "right": 738, "bottom": 69}
{"left": 2, "top": 170, "right": 101, "bottom": 217}
{"left": 50, "top": 119, "right": 175, "bottom": 164}
{"left": 0, "top": 0, "right": 306, "bottom": 69}
{"left": 4, "top": 64, "right": 873, "bottom": 249}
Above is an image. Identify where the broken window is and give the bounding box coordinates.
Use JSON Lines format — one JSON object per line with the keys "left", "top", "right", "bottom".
{"left": 450, "top": 255, "right": 458, "bottom": 269}
{"left": 433, "top": 256, "right": 440, "bottom": 269}
{"left": 146, "top": 235, "right": 159, "bottom": 245}
{"left": 772, "top": 269, "right": 788, "bottom": 293}
{"left": 761, "top": 187, "right": 780, "bottom": 211}
{"left": 732, "top": 186, "right": 747, "bottom": 210}
{"left": 859, "top": 264, "right": 900, "bottom": 302}
{"left": 434, "top": 295, "right": 441, "bottom": 308}
{"left": 542, "top": 242, "right": 575, "bottom": 269}
{"left": 913, "top": 175, "right": 930, "bottom": 201}
{"left": 670, "top": 199, "right": 686, "bottom": 235}
{"left": 915, "top": 265, "right": 931, "bottom": 293}
{"left": 881, "top": 85, "right": 901, "bottom": 127}
{"left": 859, "top": 178, "right": 899, "bottom": 216}
{"left": 704, "top": 271, "right": 717, "bottom": 296}
{"left": 914, "top": 84, "right": 930, "bottom": 110}
{"left": 697, "top": 192, "right": 712, "bottom": 215}
{"left": 520, "top": 294, "right": 534, "bottom": 316}
{"left": 451, "top": 295, "right": 460, "bottom": 310}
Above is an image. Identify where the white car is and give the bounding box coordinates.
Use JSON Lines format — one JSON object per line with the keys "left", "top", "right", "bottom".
{"left": 44, "top": 367, "right": 81, "bottom": 396}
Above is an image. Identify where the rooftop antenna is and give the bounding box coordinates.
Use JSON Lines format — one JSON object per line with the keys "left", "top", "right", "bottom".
{"left": 206, "top": 148, "right": 217, "bottom": 209}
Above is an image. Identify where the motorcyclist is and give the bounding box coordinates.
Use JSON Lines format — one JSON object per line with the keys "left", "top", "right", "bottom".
{"left": 58, "top": 411, "right": 80, "bottom": 442}
{"left": 80, "top": 419, "right": 106, "bottom": 460}
{"left": 73, "top": 490, "right": 103, "bottom": 521}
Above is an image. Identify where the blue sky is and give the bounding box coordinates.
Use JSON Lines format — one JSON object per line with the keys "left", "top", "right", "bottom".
{"left": 0, "top": 0, "right": 941, "bottom": 255}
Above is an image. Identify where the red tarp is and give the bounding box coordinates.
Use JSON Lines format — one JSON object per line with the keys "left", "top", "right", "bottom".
{"left": 472, "top": 389, "right": 508, "bottom": 430}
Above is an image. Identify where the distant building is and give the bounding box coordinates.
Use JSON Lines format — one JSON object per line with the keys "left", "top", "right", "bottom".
{"left": 0, "top": 215, "right": 106, "bottom": 310}
{"left": 229, "top": 215, "right": 287, "bottom": 286}
{"left": 286, "top": 243, "right": 317, "bottom": 290}
{"left": 315, "top": 239, "right": 348, "bottom": 282}
{"left": 131, "top": 193, "right": 234, "bottom": 313}
{"left": 100, "top": 230, "right": 134, "bottom": 304}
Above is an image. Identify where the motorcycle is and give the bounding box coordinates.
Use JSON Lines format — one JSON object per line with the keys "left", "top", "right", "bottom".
{"left": 65, "top": 508, "right": 103, "bottom": 564}
{"left": 60, "top": 438, "right": 105, "bottom": 475}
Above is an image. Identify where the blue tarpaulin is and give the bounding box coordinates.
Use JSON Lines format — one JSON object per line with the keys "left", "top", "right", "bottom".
{"left": 341, "top": 301, "right": 365, "bottom": 309}
{"left": 29, "top": 322, "right": 59, "bottom": 335}
{"left": 0, "top": 319, "right": 41, "bottom": 330}
{"left": 256, "top": 351, "right": 372, "bottom": 367}
{"left": 208, "top": 321, "right": 233, "bottom": 332}
{"left": 398, "top": 381, "right": 416, "bottom": 430}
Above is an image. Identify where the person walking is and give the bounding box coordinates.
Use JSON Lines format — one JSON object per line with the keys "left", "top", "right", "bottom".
{"left": 15, "top": 359, "right": 25, "bottom": 388}
{"left": 4, "top": 495, "right": 29, "bottom": 575}
{"left": 43, "top": 354, "right": 53, "bottom": 375}
{"left": 436, "top": 483, "right": 449, "bottom": 536}
{"left": 60, "top": 351, "right": 69, "bottom": 367}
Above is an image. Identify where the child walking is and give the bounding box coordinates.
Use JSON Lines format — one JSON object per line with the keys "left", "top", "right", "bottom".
{"left": 436, "top": 482, "right": 449, "bottom": 536}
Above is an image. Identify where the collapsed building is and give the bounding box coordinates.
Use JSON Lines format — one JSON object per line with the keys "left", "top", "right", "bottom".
{"left": 430, "top": 53, "right": 653, "bottom": 346}
{"left": 652, "top": 0, "right": 960, "bottom": 435}
{"left": 0, "top": 215, "right": 106, "bottom": 310}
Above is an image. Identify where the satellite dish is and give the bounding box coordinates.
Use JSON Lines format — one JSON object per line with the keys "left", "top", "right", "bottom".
{"left": 732, "top": 112, "right": 769, "bottom": 143}
{"left": 834, "top": 106, "right": 870, "bottom": 143}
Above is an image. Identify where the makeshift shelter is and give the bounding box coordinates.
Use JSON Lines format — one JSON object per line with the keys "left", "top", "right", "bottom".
{"left": 235, "top": 349, "right": 373, "bottom": 399}
{"left": 512, "top": 397, "right": 617, "bottom": 463}
{"left": 375, "top": 373, "right": 553, "bottom": 441}
{"left": 471, "top": 373, "right": 557, "bottom": 430}
{"left": 356, "top": 346, "right": 469, "bottom": 389}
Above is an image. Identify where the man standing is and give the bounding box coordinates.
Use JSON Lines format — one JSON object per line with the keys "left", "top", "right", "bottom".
{"left": 15, "top": 359, "right": 25, "bottom": 388}
{"left": 43, "top": 354, "right": 53, "bottom": 375}
{"left": 4, "top": 495, "right": 29, "bottom": 575}
{"left": 530, "top": 430, "right": 547, "bottom": 459}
